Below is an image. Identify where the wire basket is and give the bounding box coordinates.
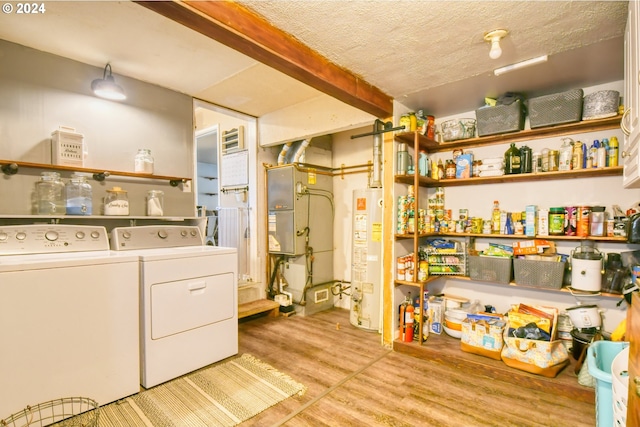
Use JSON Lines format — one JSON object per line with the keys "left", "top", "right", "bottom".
{"left": 1, "top": 397, "right": 99, "bottom": 427}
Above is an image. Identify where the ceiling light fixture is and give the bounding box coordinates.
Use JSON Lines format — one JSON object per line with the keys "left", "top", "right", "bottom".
{"left": 91, "top": 63, "right": 126, "bottom": 101}
{"left": 493, "top": 55, "right": 549, "bottom": 76}
{"left": 483, "top": 29, "right": 508, "bottom": 60}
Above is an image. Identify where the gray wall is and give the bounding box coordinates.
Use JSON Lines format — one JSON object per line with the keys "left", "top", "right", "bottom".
{"left": 0, "top": 39, "right": 195, "bottom": 216}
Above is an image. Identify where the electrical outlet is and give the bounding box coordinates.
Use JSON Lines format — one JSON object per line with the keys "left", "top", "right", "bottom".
{"left": 182, "top": 180, "right": 192, "bottom": 193}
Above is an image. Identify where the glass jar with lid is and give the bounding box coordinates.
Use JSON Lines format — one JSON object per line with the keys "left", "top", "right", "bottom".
{"left": 146, "top": 190, "right": 164, "bottom": 216}
{"left": 104, "top": 187, "right": 129, "bottom": 216}
{"left": 65, "top": 173, "right": 93, "bottom": 215}
{"left": 36, "top": 171, "right": 65, "bottom": 215}
{"left": 134, "top": 148, "right": 154, "bottom": 174}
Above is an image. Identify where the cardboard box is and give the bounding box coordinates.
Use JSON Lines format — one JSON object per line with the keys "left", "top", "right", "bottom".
{"left": 512, "top": 239, "right": 554, "bottom": 256}
{"left": 455, "top": 154, "right": 473, "bottom": 179}
{"left": 525, "top": 205, "right": 537, "bottom": 237}
{"left": 538, "top": 208, "right": 549, "bottom": 236}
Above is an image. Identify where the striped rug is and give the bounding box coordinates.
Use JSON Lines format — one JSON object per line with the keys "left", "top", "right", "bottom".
{"left": 65, "top": 354, "right": 305, "bottom": 427}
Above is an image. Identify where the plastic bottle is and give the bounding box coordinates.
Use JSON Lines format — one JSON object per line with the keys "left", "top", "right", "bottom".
{"left": 437, "top": 159, "right": 445, "bottom": 180}
{"left": 65, "top": 173, "right": 93, "bottom": 215}
{"left": 403, "top": 292, "right": 414, "bottom": 342}
{"left": 504, "top": 143, "right": 521, "bottom": 174}
{"left": 492, "top": 200, "right": 501, "bottom": 234}
{"left": 418, "top": 151, "right": 429, "bottom": 176}
{"left": 597, "top": 139, "right": 607, "bottom": 168}
{"left": 589, "top": 141, "right": 599, "bottom": 168}
{"left": 559, "top": 138, "right": 573, "bottom": 171}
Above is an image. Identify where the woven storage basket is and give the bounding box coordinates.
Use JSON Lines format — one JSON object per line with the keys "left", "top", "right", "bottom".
{"left": 1, "top": 397, "right": 99, "bottom": 427}
{"left": 476, "top": 100, "right": 525, "bottom": 136}
{"left": 513, "top": 259, "right": 565, "bottom": 289}
{"left": 468, "top": 255, "right": 512, "bottom": 284}
{"left": 528, "top": 89, "right": 583, "bottom": 128}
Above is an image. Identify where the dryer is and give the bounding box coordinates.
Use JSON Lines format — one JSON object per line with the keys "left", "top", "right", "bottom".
{"left": 110, "top": 225, "right": 238, "bottom": 389}
{"left": 0, "top": 225, "right": 139, "bottom": 420}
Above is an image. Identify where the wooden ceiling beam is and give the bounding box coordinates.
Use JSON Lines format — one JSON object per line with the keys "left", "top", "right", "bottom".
{"left": 134, "top": 0, "right": 392, "bottom": 118}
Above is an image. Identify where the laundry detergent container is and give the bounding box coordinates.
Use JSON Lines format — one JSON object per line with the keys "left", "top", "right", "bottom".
{"left": 587, "top": 340, "right": 629, "bottom": 427}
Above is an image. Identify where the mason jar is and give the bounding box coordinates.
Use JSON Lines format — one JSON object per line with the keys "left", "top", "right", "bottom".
{"left": 134, "top": 148, "right": 154, "bottom": 174}
{"left": 104, "top": 187, "right": 129, "bottom": 216}
{"left": 146, "top": 190, "right": 164, "bottom": 216}
{"left": 36, "top": 171, "right": 65, "bottom": 215}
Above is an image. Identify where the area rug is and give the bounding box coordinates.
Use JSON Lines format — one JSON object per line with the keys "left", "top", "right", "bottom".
{"left": 63, "top": 354, "right": 306, "bottom": 427}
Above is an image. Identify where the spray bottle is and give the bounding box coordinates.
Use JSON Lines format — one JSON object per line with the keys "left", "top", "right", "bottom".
{"left": 609, "top": 136, "right": 619, "bottom": 167}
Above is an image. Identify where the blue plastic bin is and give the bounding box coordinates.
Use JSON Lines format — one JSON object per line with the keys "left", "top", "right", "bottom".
{"left": 587, "top": 341, "right": 630, "bottom": 427}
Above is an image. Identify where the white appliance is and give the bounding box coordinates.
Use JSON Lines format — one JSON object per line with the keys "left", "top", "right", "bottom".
{"left": 350, "top": 188, "right": 383, "bottom": 331}
{"left": 0, "top": 225, "right": 139, "bottom": 420}
{"left": 110, "top": 225, "right": 238, "bottom": 389}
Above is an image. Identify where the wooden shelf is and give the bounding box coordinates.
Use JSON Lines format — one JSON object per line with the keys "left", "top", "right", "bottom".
{"left": 395, "top": 165, "right": 623, "bottom": 187}
{"left": 395, "top": 231, "right": 628, "bottom": 243}
{"left": 396, "top": 273, "right": 623, "bottom": 298}
{"left": 0, "top": 159, "right": 191, "bottom": 186}
{"left": 394, "top": 115, "right": 622, "bottom": 154}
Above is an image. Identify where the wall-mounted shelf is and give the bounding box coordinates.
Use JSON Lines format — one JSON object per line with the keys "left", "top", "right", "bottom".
{"left": 395, "top": 166, "right": 623, "bottom": 187}
{"left": 394, "top": 274, "right": 623, "bottom": 299}
{"left": 396, "top": 231, "right": 628, "bottom": 243}
{"left": 394, "top": 115, "right": 622, "bottom": 154}
{"left": 0, "top": 159, "right": 191, "bottom": 187}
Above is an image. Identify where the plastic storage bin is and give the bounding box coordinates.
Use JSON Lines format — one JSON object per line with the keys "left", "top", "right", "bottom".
{"left": 513, "top": 259, "right": 566, "bottom": 289}
{"left": 468, "top": 255, "right": 512, "bottom": 284}
{"left": 528, "top": 89, "right": 583, "bottom": 128}
{"left": 587, "top": 340, "right": 630, "bottom": 427}
{"left": 476, "top": 100, "right": 525, "bottom": 136}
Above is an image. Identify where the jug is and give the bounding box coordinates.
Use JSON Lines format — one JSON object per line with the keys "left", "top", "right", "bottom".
{"left": 36, "top": 171, "right": 65, "bottom": 215}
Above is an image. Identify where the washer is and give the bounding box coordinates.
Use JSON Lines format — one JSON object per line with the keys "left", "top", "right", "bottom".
{"left": 0, "top": 225, "right": 139, "bottom": 419}
{"left": 110, "top": 225, "right": 238, "bottom": 389}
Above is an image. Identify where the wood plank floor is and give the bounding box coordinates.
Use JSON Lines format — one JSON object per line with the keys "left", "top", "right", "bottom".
{"left": 237, "top": 307, "right": 596, "bottom": 427}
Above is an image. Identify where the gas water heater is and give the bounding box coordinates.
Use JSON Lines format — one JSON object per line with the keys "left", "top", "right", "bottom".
{"left": 267, "top": 164, "right": 334, "bottom": 316}
{"left": 350, "top": 188, "right": 383, "bottom": 331}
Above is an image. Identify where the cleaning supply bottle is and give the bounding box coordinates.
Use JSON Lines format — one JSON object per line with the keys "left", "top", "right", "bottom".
{"left": 418, "top": 150, "right": 429, "bottom": 176}
{"left": 589, "top": 140, "right": 599, "bottom": 168}
{"left": 609, "top": 136, "right": 619, "bottom": 167}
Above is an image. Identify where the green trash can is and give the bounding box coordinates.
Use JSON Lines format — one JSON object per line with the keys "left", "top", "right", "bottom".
{"left": 587, "top": 340, "right": 629, "bottom": 427}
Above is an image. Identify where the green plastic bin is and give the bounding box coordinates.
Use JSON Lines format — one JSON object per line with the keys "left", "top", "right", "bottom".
{"left": 586, "top": 340, "right": 629, "bottom": 427}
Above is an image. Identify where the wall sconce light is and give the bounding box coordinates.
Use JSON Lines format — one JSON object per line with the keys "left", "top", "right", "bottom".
{"left": 91, "top": 63, "right": 126, "bottom": 101}
{"left": 483, "top": 29, "right": 508, "bottom": 60}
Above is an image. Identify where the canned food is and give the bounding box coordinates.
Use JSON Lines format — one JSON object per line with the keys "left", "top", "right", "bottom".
{"left": 549, "top": 207, "right": 565, "bottom": 235}
{"left": 564, "top": 206, "right": 577, "bottom": 236}
{"left": 577, "top": 206, "right": 591, "bottom": 237}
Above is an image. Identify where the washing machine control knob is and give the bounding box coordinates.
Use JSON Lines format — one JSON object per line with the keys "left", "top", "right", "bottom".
{"left": 122, "top": 231, "right": 132, "bottom": 240}
{"left": 190, "top": 230, "right": 198, "bottom": 237}
{"left": 45, "top": 230, "right": 58, "bottom": 241}
{"left": 16, "top": 232, "right": 27, "bottom": 241}
{"left": 158, "top": 230, "right": 168, "bottom": 239}
{"left": 0, "top": 232, "right": 7, "bottom": 241}
{"left": 76, "top": 231, "right": 85, "bottom": 239}
{"left": 91, "top": 231, "right": 100, "bottom": 239}
{"left": 181, "top": 230, "right": 188, "bottom": 237}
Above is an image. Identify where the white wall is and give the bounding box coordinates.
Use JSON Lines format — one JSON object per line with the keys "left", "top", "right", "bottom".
{"left": 0, "top": 39, "right": 195, "bottom": 216}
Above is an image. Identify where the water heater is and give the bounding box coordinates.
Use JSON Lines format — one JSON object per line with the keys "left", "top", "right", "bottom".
{"left": 350, "top": 188, "right": 383, "bottom": 331}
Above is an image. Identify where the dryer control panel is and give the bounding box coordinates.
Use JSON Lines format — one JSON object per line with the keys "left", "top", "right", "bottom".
{"left": 0, "top": 225, "right": 109, "bottom": 255}
{"left": 110, "top": 225, "right": 203, "bottom": 250}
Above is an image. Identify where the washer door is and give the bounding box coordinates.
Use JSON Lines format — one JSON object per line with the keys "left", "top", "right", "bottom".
{"left": 150, "top": 272, "right": 234, "bottom": 340}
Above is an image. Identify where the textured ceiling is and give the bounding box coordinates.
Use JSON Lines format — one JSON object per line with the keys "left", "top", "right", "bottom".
{"left": 239, "top": 0, "right": 627, "bottom": 115}
{"left": 0, "top": 0, "right": 629, "bottom": 119}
